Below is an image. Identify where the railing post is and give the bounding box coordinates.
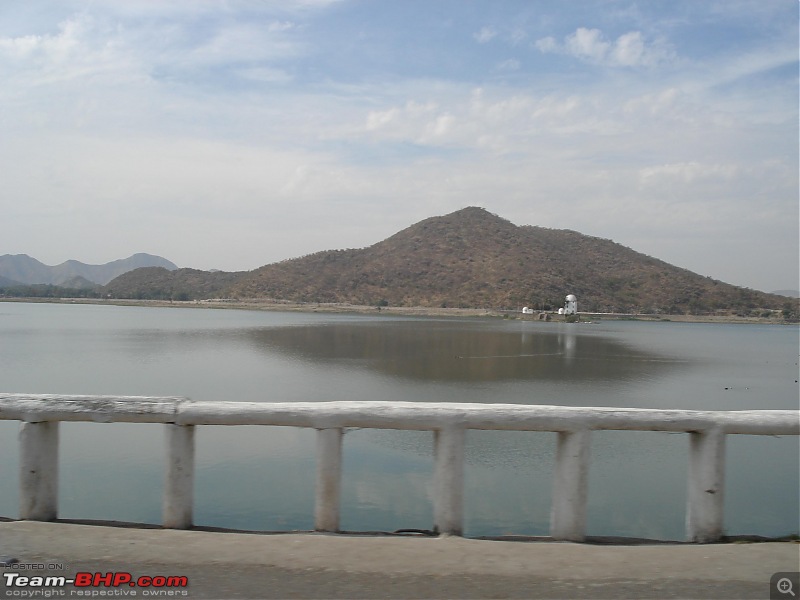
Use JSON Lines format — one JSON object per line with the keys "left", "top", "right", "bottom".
{"left": 19, "top": 421, "right": 59, "bottom": 521}
{"left": 550, "top": 429, "right": 590, "bottom": 541}
{"left": 315, "top": 427, "right": 343, "bottom": 532}
{"left": 686, "top": 428, "right": 725, "bottom": 542}
{"left": 433, "top": 426, "right": 465, "bottom": 536}
{"left": 163, "top": 424, "right": 195, "bottom": 529}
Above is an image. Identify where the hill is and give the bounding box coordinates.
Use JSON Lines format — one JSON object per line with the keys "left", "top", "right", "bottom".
{"left": 0, "top": 253, "right": 177, "bottom": 286}
{"left": 104, "top": 267, "right": 245, "bottom": 301}
{"left": 98, "top": 207, "right": 796, "bottom": 317}
{"left": 225, "top": 207, "right": 791, "bottom": 315}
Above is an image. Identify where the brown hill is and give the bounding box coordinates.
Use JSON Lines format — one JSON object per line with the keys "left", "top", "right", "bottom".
{"left": 104, "top": 267, "right": 245, "bottom": 301}
{"left": 225, "top": 207, "right": 792, "bottom": 315}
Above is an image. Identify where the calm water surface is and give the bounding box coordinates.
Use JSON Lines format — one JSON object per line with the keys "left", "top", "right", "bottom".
{"left": 0, "top": 302, "right": 797, "bottom": 539}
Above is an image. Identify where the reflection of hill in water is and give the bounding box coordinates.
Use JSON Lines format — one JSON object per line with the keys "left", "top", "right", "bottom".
{"left": 246, "top": 321, "right": 685, "bottom": 384}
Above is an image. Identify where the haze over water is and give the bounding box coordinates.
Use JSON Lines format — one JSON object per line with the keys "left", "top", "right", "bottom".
{"left": 0, "top": 302, "right": 797, "bottom": 539}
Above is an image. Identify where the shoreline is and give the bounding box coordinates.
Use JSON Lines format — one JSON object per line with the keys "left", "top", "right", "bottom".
{"left": 2, "top": 296, "right": 796, "bottom": 325}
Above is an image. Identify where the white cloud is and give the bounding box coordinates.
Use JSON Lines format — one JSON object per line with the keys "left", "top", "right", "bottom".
{"left": 638, "top": 161, "right": 738, "bottom": 188}
{"left": 536, "top": 27, "right": 675, "bottom": 67}
{"left": 473, "top": 26, "right": 497, "bottom": 44}
{"left": 624, "top": 88, "right": 683, "bottom": 117}
{"left": 496, "top": 58, "right": 520, "bottom": 71}
{"left": 358, "top": 87, "right": 623, "bottom": 154}
{"left": 610, "top": 31, "right": 646, "bottom": 66}
{"left": 176, "top": 22, "right": 301, "bottom": 68}
{"left": 534, "top": 36, "right": 558, "bottom": 53}
{"left": 0, "top": 10, "right": 304, "bottom": 88}
{"left": 365, "top": 101, "right": 441, "bottom": 139}
{"left": 565, "top": 27, "right": 610, "bottom": 63}
{"left": 1, "top": 15, "right": 106, "bottom": 73}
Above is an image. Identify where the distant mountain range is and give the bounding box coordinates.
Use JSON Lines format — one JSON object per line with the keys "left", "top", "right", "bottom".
{"left": 0, "top": 253, "right": 177, "bottom": 287}
{"left": 101, "top": 207, "right": 797, "bottom": 318}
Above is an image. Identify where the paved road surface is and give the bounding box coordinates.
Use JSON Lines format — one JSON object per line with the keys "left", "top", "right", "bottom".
{"left": 1, "top": 521, "right": 798, "bottom": 599}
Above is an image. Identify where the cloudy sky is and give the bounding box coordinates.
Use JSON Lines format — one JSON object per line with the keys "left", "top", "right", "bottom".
{"left": 1, "top": 1, "right": 797, "bottom": 293}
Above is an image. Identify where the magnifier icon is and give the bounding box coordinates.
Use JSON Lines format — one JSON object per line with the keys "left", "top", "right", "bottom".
{"left": 777, "top": 578, "right": 796, "bottom": 596}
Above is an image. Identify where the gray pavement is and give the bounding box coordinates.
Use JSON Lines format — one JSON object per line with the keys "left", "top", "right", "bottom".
{"left": 1, "top": 521, "right": 798, "bottom": 599}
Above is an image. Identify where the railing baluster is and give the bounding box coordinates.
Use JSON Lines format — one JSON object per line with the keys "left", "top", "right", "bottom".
{"left": 163, "top": 423, "right": 195, "bottom": 529}
{"left": 315, "top": 427, "right": 343, "bottom": 532}
{"left": 686, "top": 428, "right": 725, "bottom": 542}
{"left": 2, "top": 395, "right": 796, "bottom": 541}
{"left": 19, "top": 421, "right": 59, "bottom": 521}
{"left": 433, "top": 426, "right": 465, "bottom": 536}
{"left": 550, "top": 429, "right": 590, "bottom": 541}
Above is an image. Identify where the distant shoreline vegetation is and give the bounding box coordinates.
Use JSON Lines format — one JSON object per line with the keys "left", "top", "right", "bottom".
{"left": 0, "top": 284, "right": 103, "bottom": 299}
{"left": 1, "top": 296, "right": 798, "bottom": 324}
{"left": 1, "top": 282, "right": 797, "bottom": 322}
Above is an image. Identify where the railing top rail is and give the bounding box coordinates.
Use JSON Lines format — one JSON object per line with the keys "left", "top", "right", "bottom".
{"left": 2, "top": 394, "right": 798, "bottom": 435}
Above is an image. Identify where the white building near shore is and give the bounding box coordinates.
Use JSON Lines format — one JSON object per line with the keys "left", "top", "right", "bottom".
{"left": 564, "top": 294, "right": 577, "bottom": 315}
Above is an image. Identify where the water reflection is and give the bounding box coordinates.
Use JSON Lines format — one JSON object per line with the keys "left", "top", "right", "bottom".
{"left": 194, "top": 426, "right": 316, "bottom": 531}
{"left": 245, "top": 321, "right": 687, "bottom": 385}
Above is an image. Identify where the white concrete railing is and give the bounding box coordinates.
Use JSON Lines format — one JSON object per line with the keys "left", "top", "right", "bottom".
{"left": 1, "top": 394, "right": 798, "bottom": 543}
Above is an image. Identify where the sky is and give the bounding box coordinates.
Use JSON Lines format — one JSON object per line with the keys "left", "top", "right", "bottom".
{"left": 1, "top": 1, "right": 797, "bottom": 293}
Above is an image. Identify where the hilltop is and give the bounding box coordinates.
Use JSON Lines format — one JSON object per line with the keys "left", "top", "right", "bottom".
{"left": 30, "top": 208, "right": 794, "bottom": 318}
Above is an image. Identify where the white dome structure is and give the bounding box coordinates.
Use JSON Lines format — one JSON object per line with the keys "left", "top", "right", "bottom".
{"left": 564, "top": 294, "right": 577, "bottom": 315}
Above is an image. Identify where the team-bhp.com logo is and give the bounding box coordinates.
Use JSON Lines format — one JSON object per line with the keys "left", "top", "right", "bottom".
{"left": 3, "top": 571, "right": 189, "bottom": 597}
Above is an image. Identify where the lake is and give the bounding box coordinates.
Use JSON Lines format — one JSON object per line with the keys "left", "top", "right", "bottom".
{"left": 0, "top": 301, "right": 797, "bottom": 540}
